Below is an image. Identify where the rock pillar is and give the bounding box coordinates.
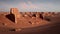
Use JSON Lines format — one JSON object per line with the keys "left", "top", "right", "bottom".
{"left": 10, "top": 8, "right": 20, "bottom": 24}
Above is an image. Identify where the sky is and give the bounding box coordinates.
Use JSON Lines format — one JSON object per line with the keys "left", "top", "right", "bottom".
{"left": 0, "top": 0, "right": 60, "bottom": 12}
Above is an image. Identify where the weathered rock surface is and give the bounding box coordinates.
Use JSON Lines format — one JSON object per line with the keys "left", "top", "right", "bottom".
{"left": 10, "top": 8, "right": 21, "bottom": 23}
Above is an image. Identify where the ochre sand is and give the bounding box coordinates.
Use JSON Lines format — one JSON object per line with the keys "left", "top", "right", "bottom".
{"left": 0, "top": 12, "right": 60, "bottom": 34}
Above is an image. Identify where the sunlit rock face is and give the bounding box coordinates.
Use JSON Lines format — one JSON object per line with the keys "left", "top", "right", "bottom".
{"left": 42, "top": 12, "right": 57, "bottom": 17}
{"left": 10, "top": 8, "right": 21, "bottom": 23}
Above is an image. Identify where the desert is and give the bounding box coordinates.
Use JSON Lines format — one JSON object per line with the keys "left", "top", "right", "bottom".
{"left": 0, "top": 8, "right": 60, "bottom": 34}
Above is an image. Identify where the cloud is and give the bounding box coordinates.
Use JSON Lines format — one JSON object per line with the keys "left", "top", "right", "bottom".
{"left": 17, "top": 1, "right": 38, "bottom": 9}
{"left": 17, "top": 1, "right": 59, "bottom": 11}
{"left": 0, "top": 0, "right": 60, "bottom": 12}
{"left": 16, "top": 1, "right": 39, "bottom": 11}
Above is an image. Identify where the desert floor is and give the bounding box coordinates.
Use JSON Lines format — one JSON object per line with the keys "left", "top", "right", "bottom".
{"left": 0, "top": 12, "right": 60, "bottom": 34}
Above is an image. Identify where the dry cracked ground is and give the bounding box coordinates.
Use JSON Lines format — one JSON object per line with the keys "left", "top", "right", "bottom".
{"left": 0, "top": 12, "right": 60, "bottom": 34}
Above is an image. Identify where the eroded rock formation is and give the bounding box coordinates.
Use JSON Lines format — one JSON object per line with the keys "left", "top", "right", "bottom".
{"left": 10, "top": 8, "right": 20, "bottom": 23}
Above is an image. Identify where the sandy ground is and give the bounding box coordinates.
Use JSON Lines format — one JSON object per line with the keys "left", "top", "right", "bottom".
{"left": 0, "top": 12, "right": 60, "bottom": 34}
{"left": 0, "top": 22, "right": 60, "bottom": 34}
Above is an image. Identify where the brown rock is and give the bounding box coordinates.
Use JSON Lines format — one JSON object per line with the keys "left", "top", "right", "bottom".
{"left": 10, "top": 8, "right": 21, "bottom": 23}
{"left": 9, "top": 28, "right": 21, "bottom": 32}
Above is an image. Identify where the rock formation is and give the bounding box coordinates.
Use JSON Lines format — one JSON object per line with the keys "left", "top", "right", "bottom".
{"left": 10, "top": 8, "right": 20, "bottom": 24}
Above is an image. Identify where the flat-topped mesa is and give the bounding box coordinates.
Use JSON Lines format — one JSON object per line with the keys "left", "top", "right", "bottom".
{"left": 10, "top": 8, "right": 21, "bottom": 24}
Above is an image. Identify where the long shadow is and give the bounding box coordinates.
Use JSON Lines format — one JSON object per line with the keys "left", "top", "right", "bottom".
{"left": 6, "top": 14, "right": 15, "bottom": 22}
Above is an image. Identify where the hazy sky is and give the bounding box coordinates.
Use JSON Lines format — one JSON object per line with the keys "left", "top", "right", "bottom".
{"left": 0, "top": 0, "right": 60, "bottom": 12}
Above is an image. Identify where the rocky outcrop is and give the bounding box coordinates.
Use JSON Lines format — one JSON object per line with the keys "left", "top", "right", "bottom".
{"left": 10, "top": 8, "right": 20, "bottom": 24}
